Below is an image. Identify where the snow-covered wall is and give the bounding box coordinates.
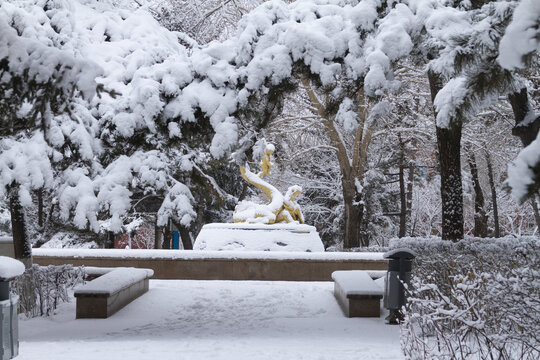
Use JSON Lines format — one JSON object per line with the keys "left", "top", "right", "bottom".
{"left": 33, "top": 248, "right": 384, "bottom": 261}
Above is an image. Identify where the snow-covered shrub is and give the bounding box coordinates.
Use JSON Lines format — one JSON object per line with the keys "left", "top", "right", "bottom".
{"left": 40, "top": 232, "right": 98, "bottom": 249}
{"left": 392, "top": 237, "right": 540, "bottom": 360}
{"left": 0, "top": 204, "right": 10, "bottom": 236}
{"left": 12, "top": 265, "right": 85, "bottom": 317}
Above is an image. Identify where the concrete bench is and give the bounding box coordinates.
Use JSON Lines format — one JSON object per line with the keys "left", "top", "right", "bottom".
{"left": 332, "top": 270, "right": 384, "bottom": 317}
{"left": 74, "top": 267, "right": 153, "bottom": 319}
{"left": 83, "top": 266, "right": 117, "bottom": 281}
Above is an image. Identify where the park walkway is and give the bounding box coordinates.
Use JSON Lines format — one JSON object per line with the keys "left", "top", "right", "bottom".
{"left": 18, "top": 280, "right": 402, "bottom": 359}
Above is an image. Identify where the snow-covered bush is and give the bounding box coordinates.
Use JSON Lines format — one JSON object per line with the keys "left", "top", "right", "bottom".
{"left": 12, "top": 265, "right": 85, "bottom": 317}
{"left": 40, "top": 232, "right": 98, "bottom": 249}
{"left": 392, "top": 237, "right": 540, "bottom": 359}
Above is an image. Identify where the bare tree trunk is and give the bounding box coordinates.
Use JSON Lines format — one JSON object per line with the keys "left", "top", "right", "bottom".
{"left": 9, "top": 189, "right": 32, "bottom": 268}
{"left": 37, "top": 188, "right": 44, "bottom": 228}
{"left": 343, "top": 182, "right": 364, "bottom": 248}
{"left": 154, "top": 224, "right": 163, "bottom": 249}
{"left": 466, "top": 147, "right": 488, "bottom": 237}
{"left": 105, "top": 231, "right": 115, "bottom": 249}
{"left": 406, "top": 162, "right": 414, "bottom": 236}
{"left": 398, "top": 162, "right": 407, "bottom": 238}
{"left": 301, "top": 78, "right": 372, "bottom": 248}
{"left": 485, "top": 151, "right": 500, "bottom": 237}
{"left": 428, "top": 70, "right": 464, "bottom": 241}
{"left": 162, "top": 220, "right": 171, "bottom": 249}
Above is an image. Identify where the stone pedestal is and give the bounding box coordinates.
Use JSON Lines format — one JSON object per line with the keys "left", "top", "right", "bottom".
{"left": 193, "top": 223, "right": 324, "bottom": 252}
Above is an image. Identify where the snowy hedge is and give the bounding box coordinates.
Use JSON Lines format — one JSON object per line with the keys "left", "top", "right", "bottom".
{"left": 13, "top": 265, "right": 85, "bottom": 317}
{"left": 390, "top": 237, "right": 540, "bottom": 359}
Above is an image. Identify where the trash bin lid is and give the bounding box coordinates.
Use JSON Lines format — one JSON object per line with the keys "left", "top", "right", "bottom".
{"left": 383, "top": 248, "right": 416, "bottom": 260}
{"left": 0, "top": 256, "right": 25, "bottom": 281}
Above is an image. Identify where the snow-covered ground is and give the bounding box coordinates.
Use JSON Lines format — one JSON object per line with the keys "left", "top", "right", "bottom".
{"left": 18, "top": 280, "right": 402, "bottom": 360}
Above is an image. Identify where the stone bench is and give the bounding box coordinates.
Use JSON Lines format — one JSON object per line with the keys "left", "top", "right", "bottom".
{"left": 74, "top": 267, "right": 153, "bottom": 319}
{"left": 332, "top": 270, "right": 384, "bottom": 317}
{"left": 83, "top": 266, "right": 117, "bottom": 281}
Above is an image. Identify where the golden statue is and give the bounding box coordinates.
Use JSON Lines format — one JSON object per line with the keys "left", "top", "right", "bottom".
{"left": 233, "top": 140, "right": 304, "bottom": 224}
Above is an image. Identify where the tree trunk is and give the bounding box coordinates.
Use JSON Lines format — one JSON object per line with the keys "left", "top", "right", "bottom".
{"left": 154, "top": 224, "right": 163, "bottom": 249}
{"left": 162, "top": 221, "right": 171, "bottom": 249}
{"left": 179, "top": 225, "right": 193, "bottom": 250}
{"left": 195, "top": 200, "right": 205, "bottom": 237}
{"left": 105, "top": 231, "right": 115, "bottom": 249}
{"left": 508, "top": 88, "right": 540, "bottom": 201}
{"left": 171, "top": 220, "right": 193, "bottom": 250}
{"left": 466, "top": 147, "right": 488, "bottom": 237}
{"left": 398, "top": 162, "right": 407, "bottom": 238}
{"left": 9, "top": 190, "right": 32, "bottom": 268}
{"left": 509, "top": 88, "right": 540, "bottom": 147}
{"left": 485, "top": 151, "right": 500, "bottom": 237}
{"left": 436, "top": 125, "right": 464, "bottom": 241}
{"left": 37, "top": 188, "right": 44, "bottom": 228}
{"left": 301, "top": 78, "right": 370, "bottom": 249}
{"left": 428, "top": 70, "right": 464, "bottom": 241}
{"left": 406, "top": 163, "right": 414, "bottom": 236}
{"left": 343, "top": 183, "right": 364, "bottom": 248}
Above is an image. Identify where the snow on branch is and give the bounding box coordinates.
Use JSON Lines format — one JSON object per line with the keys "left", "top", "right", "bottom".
{"left": 507, "top": 130, "right": 540, "bottom": 202}
{"left": 0, "top": 134, "right": 53, "bottom": 206}
{"left": 498, "top": 0, "right": 540, "bottom": 70}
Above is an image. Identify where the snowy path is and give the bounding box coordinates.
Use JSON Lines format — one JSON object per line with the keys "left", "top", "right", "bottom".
{"left": 18, "top": 280, "right": 402, "bottom": 359}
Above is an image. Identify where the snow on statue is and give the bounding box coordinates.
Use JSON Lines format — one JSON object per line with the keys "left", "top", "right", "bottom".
{"left": 194, "top": 140, "right": 323, "bottom": 252}
{"left": 233, "top": 139, "right": 304, "bottom": 224}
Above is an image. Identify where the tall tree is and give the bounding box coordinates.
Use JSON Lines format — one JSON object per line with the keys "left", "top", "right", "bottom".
{"left": 0, "top": 1, "right": 102, "bottom": 265}
{"left": 498, "top": 0, "right": 540, "bottom": 203}
{"left": 465, "top": 144, "right": 488, "bottom": 237}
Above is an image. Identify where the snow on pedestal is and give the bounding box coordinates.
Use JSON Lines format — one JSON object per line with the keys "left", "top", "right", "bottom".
{"left": 193, "top": 223, "right": 324, "bottom": 252}
{"left": 0, "top": 256, "right": 25, "bottom": 280}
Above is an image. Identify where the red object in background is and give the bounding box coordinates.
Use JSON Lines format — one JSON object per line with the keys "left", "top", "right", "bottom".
{"left": 114, "top": 222, "right": 155, "bottom": 249}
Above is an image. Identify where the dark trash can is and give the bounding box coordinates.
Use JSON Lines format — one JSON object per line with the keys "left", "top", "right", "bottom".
{"left": 383, "top": 248, "right": 416, "bottom": 324}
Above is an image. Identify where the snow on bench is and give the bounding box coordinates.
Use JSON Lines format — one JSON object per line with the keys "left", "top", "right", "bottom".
{"left": 82, "top": 266, "right": 118, "bottom": 281}
{"left": 74, "top": 267, "right": 153, "bottom": 318}
{"left": 332, "top": 270, "right": 384, "bottom": 318}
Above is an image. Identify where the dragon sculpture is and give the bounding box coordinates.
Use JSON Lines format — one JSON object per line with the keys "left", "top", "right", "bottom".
{"left": 233, "top": 140, "right": 304, "bottom": 224}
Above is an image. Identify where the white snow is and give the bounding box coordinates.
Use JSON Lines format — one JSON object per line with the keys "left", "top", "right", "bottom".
{"left": 32, "top": 248, "right": 385, "bottom": 261}
{"left": 18, "top": 280, "right": 401, "bottom": 360}
{"left": 0, "top": 256, "right": 25, "bottom": 280}
{"left": 433, "top": 76, "right": 468, "bottom": 128}
{"left": 0, "top": 134, "right": 53, "bottom": 206}
{"left": 332, "top": 270, "right": 384, "bottom": 297}
{"left": 194, "top": 223, "right": 324, "bottom": 252}
{"left": 74, "top": 268, "right": 153, "bottom": 295}
{"left": 498, "top": 0, "right": 540, "bottom": 69}
{"left": 507, "top": 129, "right": 540, "bottom": 201}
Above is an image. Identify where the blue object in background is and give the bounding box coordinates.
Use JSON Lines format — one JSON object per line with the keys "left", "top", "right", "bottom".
{"left": 173, "top": 231, "right": 180, "bottom": 249}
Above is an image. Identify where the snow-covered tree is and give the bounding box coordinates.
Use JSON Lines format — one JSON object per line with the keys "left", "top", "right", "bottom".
{"left": 3, "top": 0, "right": 535, "bottom": 252}
{"left": 0, "top": 0, "right": 103, "bottom": 265}
{"left": 149, "top": 0, "right": 267, "bottom": 44}
{"left": 498, "top": 0, "right": 540, "bottom": 202}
